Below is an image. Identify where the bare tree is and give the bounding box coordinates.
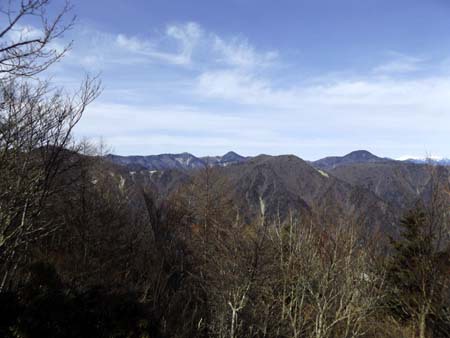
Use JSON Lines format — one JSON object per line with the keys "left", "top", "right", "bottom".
{"left": 0, "top": 76, "right": 100, "bottom": 291}
{"left": 0, "top": 0, "right": 74, "bottom": 79}
{"left": 266, "top": 214, "right": 386, "bottom": 338}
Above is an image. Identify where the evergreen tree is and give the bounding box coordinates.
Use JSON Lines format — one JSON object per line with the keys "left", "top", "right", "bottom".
{"left": 386, "top": 208, "right": 450, "bottom": 338}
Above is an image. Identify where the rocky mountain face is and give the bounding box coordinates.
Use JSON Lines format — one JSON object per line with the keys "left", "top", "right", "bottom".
{"left": 107, "top": 151, "right": 249, "bottom": 171}
{"left": 106, "top": 152, "right": 205, "bottom": 171}
{"left": 329, "top": 161, "right": 450, "bottom": 211}
{"left": 312, "top": 151, "right": 449, "bottom": 212}
{"left": 106, "top": 150, "right": 450, "bottom": 232}
{"left": 212, "top": 155, "right": 394, "bottom": 229}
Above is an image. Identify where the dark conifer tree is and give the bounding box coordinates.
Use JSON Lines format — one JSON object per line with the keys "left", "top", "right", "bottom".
{"left": 386, "top": 208, "right": 450, "bottom": 338}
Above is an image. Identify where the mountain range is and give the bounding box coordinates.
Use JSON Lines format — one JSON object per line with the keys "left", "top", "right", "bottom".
{"left": 108, "top": 150, "right": 449, "bottom": 172}
{"left": 106, "top": 150, "right": 450, "bottom": 231}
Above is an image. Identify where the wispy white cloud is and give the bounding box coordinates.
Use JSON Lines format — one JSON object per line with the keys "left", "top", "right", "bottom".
{"left": 372, "top": 52, "right": 424, "bottom": 75}
{"left": 60, "top": 21, "right": 277, "bottom": 71}
{"left": 212, "top": 36, "right": 278, "bottom": 68}
{"left": 197, "top": 70, "right": 279, "bottom": 104}
{"left": 196, "top": 67, "right": 450, "bottom": 114}
{"left": 115, "top": 22, "right": 203, "bottom": 65}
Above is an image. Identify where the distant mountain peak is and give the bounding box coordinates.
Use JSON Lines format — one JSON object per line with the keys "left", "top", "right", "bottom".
{"left": 345, "top": 150, "right": 379, "bottom": 159}
{"left": 313, "top": 150, "right": 389, "bottom": 170}
{"left": 222, "top": 151, "right": 244, "bottom": 161}
{"left": 223, "top": 151, "right": 240, "bottom": 157}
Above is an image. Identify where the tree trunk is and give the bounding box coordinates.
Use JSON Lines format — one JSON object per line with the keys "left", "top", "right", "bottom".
{"left": 418, "top": 309, "right": 427, "bottom": 338}
{"left": 230, "top": 307, "right": 237, "bottom": 338}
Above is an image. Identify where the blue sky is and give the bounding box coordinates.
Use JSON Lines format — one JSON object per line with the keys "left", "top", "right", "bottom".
{"left": 30, "top": 0, "right": 450, "bottom": 159}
